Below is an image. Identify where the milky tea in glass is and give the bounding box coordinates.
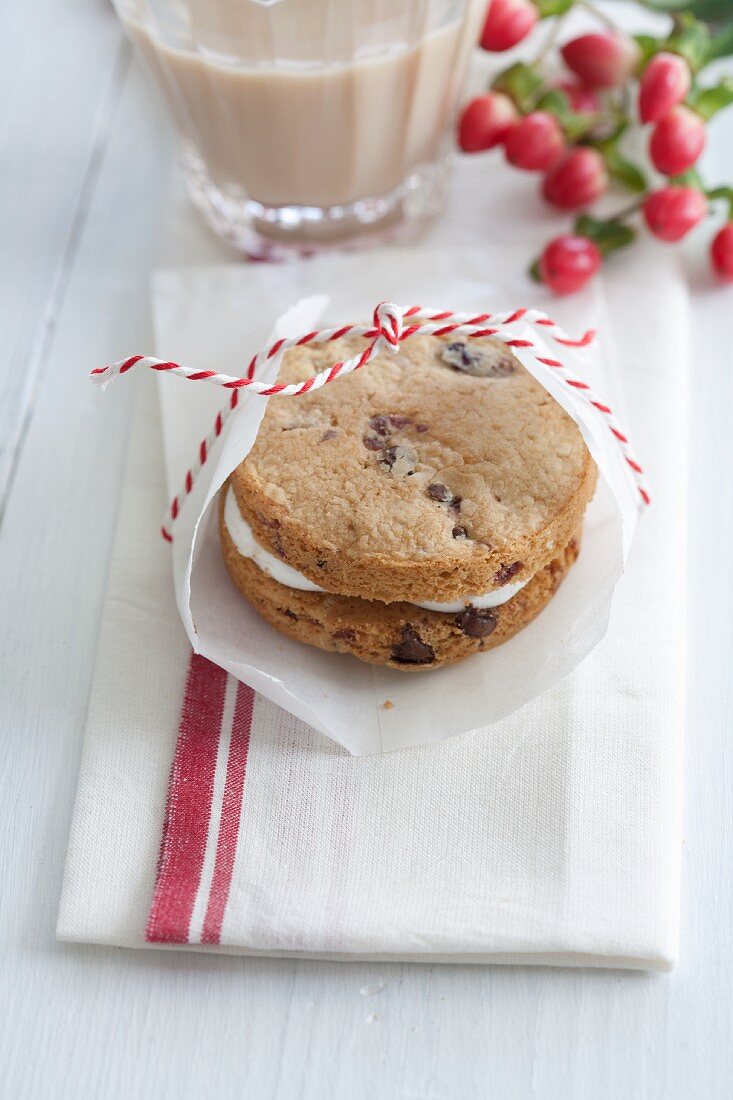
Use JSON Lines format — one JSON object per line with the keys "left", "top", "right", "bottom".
{"left": 114, "top": 0, "right": 483, "bottom": 255}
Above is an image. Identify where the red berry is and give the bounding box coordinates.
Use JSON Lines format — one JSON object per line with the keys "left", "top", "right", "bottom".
{"left": 638, "top": 52, "right": 691, "bottom": 125}
{"left": 556, "top": 80, "right": 601, "bottom": 114}
{"left": 539, "top": 235, "right": 602, "bottom": 295}
{"left": 642, "top": 186, "right": 706, "bottom": 242}
{"left": 542, "top": 147, "right": 607, "bottom": 210}
{"left": 649, "top": 105, "right": 705, "bottom": 176}
{"left": 481, "top": 0, "right": 538, "bottom": 52}
{"left": 561, "top": 33, "right": 640, "bottom": 89}
{"left": 711, "top": 224, "right": 733, "bottom": 283}
{"left": 458, "top": 93, "right": 517, "bottom": 153}
{"left": 504, "top": 111, "right": 565, "bottom": 172}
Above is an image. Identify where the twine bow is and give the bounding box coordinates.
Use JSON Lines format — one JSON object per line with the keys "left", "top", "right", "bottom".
{"left": 91, "top": 301, "right": 649, "bottom": 541}
{"left": 372, "top": 301, "right": 403, "bottom": 349}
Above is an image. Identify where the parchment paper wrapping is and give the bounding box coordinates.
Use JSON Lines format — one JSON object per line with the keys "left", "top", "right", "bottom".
{"left": 156, "top": 249, "right": 641, "bottom": 754}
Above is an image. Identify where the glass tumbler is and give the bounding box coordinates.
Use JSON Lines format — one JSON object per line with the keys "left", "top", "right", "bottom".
{"left": 113, "top": 0, "right": 484, "bottom": 257}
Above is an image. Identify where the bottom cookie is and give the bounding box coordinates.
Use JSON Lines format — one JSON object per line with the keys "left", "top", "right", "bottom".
{"left": 220, "top": 515, "right": 581, "bottom": 671}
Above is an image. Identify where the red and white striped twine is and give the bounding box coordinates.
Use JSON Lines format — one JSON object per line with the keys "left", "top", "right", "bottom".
{"left": 92, "top": 301, "right": 649, "bottom": 541}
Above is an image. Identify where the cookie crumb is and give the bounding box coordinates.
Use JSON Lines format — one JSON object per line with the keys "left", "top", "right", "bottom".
{"left": 382, "top": 699, "right": 394, "bottom": 710}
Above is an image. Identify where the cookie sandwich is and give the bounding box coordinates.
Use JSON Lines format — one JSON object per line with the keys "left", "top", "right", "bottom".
{"left": 219, "top": 333, "right": 597, "bottom": 670}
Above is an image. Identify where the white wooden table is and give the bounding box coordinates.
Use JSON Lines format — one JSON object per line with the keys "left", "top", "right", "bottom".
{"left": 2, "top": 2, "right": 733, "bottom": 1097}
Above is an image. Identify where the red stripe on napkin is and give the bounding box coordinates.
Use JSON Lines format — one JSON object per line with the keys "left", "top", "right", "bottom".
{"left": 201, "top": 682, "right": 254, "bottom": 945}
{"left": 146, "top": 654, "right": 227, "bottom": 943}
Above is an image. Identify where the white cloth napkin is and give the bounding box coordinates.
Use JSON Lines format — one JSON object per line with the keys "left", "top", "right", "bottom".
{"left": 58, "top": 217, "right": 687, "bottom": 966}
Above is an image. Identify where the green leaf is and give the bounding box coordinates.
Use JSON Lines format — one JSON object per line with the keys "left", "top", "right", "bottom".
{"left": 688, "top": 78, "right": 733, "bottom": 120}
{"left": 603, "top": 148, "right": 649, "bottom": 193}
{"left": 666, "top": 13, "right": 712, "bottom": 73}
{"left": 535, "top": 90, "right": 598, "bottom": 140}
{"left": 534, "top": 0, "right": 575, "bottom": 15}
{"left": 529, "top": 259, "right": 542, "bottom": 283}
{"left": 641, "top": 0, "right": 733, "bottom": 19}
{"left": 536, "top": 89, "right": 571, "bottom": 114}
{"left": 492, "top": 63, "right": 545, "bottom": 111}
{"left": 706, "top": 185, "right": 733, "bottom": 218}
{"left": 633, "top": 34, "right": 662, "bottom": 69}
{"left": 672, "top": 167, "right": 705, "bottom": 187}
{"left": 574, "top": 215, "right": 636, "bottom": 256}
{"left": 564, "top": 111, "right": 601, "bottom": 141}
{"left": 708, "top": 25, "right": 733, "bottom": 62}
{"left": 706, "top": 184, "right": 733, "bottom": 202}
{"left": 595, "top": 129, "right": 648, "bottom": 194}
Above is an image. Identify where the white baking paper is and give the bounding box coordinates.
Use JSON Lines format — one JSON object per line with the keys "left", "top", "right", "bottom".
{"left": 155, "top": 248, "right": 641, "bottom": 755}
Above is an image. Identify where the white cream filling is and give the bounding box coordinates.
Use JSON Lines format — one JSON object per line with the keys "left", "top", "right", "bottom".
{"left": 224, "top": 486, "right": 529, "bottom": 613}
{"left": 414, "top": 581, "right": 528, "bottom": 612}
{"left": 224, "top": 486, "right": 323, "bottom": 592}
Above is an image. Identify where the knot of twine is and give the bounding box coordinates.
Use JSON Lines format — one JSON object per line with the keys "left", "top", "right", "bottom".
{"left": 372, "top": 300, "right": 403, "bottom": 350}
{"left": 91, "top": 301, "right": 649, "bottom": 542}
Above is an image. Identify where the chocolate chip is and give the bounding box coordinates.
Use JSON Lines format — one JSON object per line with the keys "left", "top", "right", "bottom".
{"left": 440, "top": 341, "right": 516, "bottom": 378}
{"left": 316, "top": 558, "right": 327, "bottom": 569}
{"left": 483, "top": 350, "right": 516, "bottom": 377}
{"left": 378, "top": 444, "right": 418, "bottom": 477}
{"left": 333, "top": 627, "right": 356, "bottom": 642}
{"left": 494, "top": 561, "right": 523, "bottom": 585}
{"left": 319, "top": 429, "right": 338, "bottom": 442}
{"left": 273, "top": 536, "right": 286, "bottom": 559}
{"left": 456, "top": 606, "right": 498, "bottom": 638}
{"left": 369, "top": 415, "right": 391, "bottom": 436}
{"left": 364, "top": 414, "right": 421, "bottom": 451}
{"left": 416, "top": 423, "right": 429, "bottom": 433}
{"left": 391, "top": 625, "right": 435, "bottom": 665}
{"left": 427, "top": 482, "right": 452, "bottom": 502}
{"left": 280, "top": 608, "right": 299, "bottom": 621}
{"left": 452, "top": 525, "right": 468, "bottom": 540}
{"left": 255, "top": 511, "right": 280, "bottom": 530}
{"left": 427, "top": 482, "right": 461, "bottom": 514}
{"left": 363, "top": 414, "right": 393, "bottom": 451}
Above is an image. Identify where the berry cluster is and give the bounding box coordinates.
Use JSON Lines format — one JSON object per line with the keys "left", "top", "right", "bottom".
{"left": 458, "top": 0, "right": 733, "bottom": 293}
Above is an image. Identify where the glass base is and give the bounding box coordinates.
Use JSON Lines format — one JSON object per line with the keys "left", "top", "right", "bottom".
{"left": 180, "top": 146, "right": 450, "bottom": 260}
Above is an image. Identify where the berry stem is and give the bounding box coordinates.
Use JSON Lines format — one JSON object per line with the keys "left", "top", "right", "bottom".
{"left": 532, "top": 12, "right": 569, "bottom": 66}
{"left": 607, "top": 194, "right": 648, "bottom": 220}
{"left": 706, "top": 185, "right": 733, "bottom": 220}
{"left": 578, "top": 0, "right": 620, "bottom": 32}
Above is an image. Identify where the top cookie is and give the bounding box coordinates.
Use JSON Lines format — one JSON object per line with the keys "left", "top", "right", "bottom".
{"left": 231, "top": 333, "right": 596, "bottom": 603}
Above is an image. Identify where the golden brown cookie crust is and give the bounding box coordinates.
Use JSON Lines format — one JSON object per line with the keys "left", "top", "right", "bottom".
{"left": 232, "top": 334, "right": 596, "bottom": 604}
{"left": 220, "top": 501, "right": 581, "bottom": 671}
